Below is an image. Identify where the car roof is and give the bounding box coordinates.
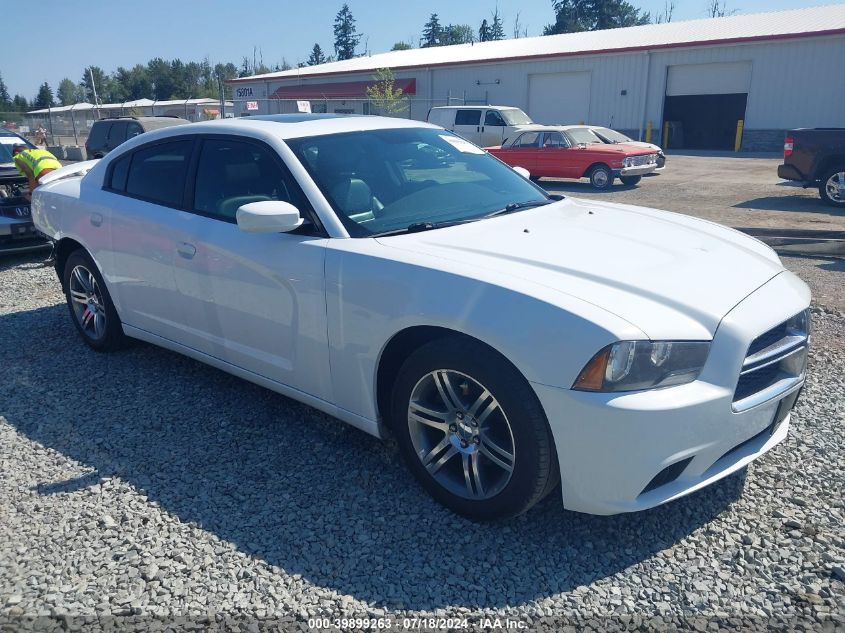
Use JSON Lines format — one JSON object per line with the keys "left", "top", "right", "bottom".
{"left": 129, "top": 113, "right": 440, "bottom": 142}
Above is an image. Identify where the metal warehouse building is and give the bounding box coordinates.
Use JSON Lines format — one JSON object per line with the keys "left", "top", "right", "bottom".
{"left": 228, "top": 5, "right": 845, "bottom": 152}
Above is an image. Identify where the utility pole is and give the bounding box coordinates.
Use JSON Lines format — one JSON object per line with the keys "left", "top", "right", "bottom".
{"left": 88, "top": 67, "right": 101, "bottom": 119}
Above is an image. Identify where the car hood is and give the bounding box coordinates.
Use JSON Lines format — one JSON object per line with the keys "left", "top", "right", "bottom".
{"left": 376, "top": 198, "right": 784, "bottom": 340}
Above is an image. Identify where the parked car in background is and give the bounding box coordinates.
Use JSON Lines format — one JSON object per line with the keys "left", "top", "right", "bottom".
{"left": 85, "top": 116, "right": 190, "bottom": 159}
{"left": 487, "top": 125, "right": 659, "bottom": 189}
{"left": 33, "top": 114, "right": 811, "bottom": 520}
{"left": 777, "top": 128, "right": 845, "bottom": 207}
{"left": 427, "top": 105, "right": 534, "bottom": 147}
{"left": 589, "top": 125, "right": 666, "bottom": 170}
{"left": 0, "top": 133, "right": 49, "bottom": 253}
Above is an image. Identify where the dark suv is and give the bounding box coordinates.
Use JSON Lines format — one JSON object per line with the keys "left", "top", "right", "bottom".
{"left": 778, "top": 128, "right": 845, "bottom": 207}
{"left": 85, "top": 116, "right": 189, "bottom": 159}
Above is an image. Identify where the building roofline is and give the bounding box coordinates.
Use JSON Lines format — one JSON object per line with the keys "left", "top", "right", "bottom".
{"left": 227, "top": 27, "right": 845, "bottom": 84}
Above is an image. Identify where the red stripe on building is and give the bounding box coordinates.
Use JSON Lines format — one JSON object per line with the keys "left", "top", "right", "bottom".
{"left": 269, "top": 78, "right": 416, "bottom": 99}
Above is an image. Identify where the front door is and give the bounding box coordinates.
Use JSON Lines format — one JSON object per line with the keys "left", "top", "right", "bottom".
{"left": 172, "top": 136, "right": 331, "bottom": 398}
{"left": 536, "top": 131, "right": 579, "bottom": 178}
{"left": 479, "top": 109, "right": 507, "bottom": 147}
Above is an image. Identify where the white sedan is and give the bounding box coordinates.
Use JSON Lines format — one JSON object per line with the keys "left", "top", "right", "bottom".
{"left": 32, "top": 114, "right": 810, "bottom": 520}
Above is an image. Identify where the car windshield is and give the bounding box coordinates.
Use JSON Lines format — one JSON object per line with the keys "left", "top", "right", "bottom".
{"left": 0, "top": 143, "right": 14, "bottom": 164}
{"left": 500, "top": 109, "right": 533, "bottom": 126}
{"left": 594, "top": 127, "right": 632, "bottom": 143}
{"left": 286, "top": 128, "right": 549, "bottom": 237}
{"left": 566, "top": 128, "right": 604, "bottom": 145}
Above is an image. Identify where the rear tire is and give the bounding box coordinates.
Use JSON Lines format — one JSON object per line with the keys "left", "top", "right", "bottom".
{"left": 620, "top": 175, "right": 642, "bottom": 186}
{"left": 391, "top": 336, "right": 558, "bottom": 521}
{"left": 819, "top": 167, "right": 845, "bottom": 207}
{"left": 589, "top": 165, "right": 614, "bottom": 190}
{"left": 63, "top": 250, "right": 126, "bottom": 352}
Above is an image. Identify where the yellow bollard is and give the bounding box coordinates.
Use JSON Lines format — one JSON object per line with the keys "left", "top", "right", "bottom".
{"left": 645, "top": 120, "right": 653, "bottom": 143}
{"left": 663, "top": 121, "right": 670, "bottom": 149}
{"left": 734, "top": 119, "right": 744, "bottom": 152}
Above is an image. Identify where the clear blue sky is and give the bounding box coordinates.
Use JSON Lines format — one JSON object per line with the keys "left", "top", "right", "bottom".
{"left": 3, "top": 0, "right": 827, "bottom": 101}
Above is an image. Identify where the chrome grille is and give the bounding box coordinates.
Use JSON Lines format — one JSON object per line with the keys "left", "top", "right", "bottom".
{"left": 628, "top": 154, "right": 658, "bottom": 167}
{"left": 733, "top": 310, "right": 810, "bottom": 411}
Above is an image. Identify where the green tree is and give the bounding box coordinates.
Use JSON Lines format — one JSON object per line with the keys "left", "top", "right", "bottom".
{"left": 490, "top": 5, "right": 506, "bottom": 40}
{"left": 391, "top": 41, "right": 412, "bottom": 50}
{"left": 421, "top": 13, "right": 443, "bottom": 47}
{"left": 478, "top": 19, "right": 492, "bottom": 42}
{"left": 33, "top": 82, "right": 54, "bottom": 109}
{"left": 442, "top": 24, "right": 475, "bottom": 45}
{"left": 333, "top": 4, "right": 362, "bottom": 60}
{"left": 366, "top": 68, "right": 407, "bottom": 114}
{"left": 544, "top": 0, "right": 650, "bottom": 34}
{"left": 307, "top": 43, "right": 327, "bottom": 66}
{"left": 57, "top": 78, "right": 78, "bottom": 105}
{"left": 0, "top": 73, "right": 10, "bottom": 108}
{"left": 12, "top": 95, "right": 28, "bottom": 111}
{"left": 80, "top": 66, "right": 114, "bottom": 104}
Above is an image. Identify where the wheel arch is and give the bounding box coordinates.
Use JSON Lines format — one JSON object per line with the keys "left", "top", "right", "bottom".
{"left": 375, "top": 326, "right": 533, "bottom": 429}
{"left": 582, "top": 161, "right": 611, "bottom": 178}
{"left": 54, "top": 237, "right": 87, "bottom": 290}
{"left": 815, "top": 155, "right": 845, "bottom": 180}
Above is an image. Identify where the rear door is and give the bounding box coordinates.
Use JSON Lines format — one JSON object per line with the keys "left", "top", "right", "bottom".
{"left": 105, "top": 121, "right": 128, "bottom": 153}
{"left": 104, "top": 138, "right": 195, "bottom": 341}
{"left": 496, "top": 132, "right": 540, "bottom": 172}
{"left": 452, "top": 109, "right": 483, "bottom": 145}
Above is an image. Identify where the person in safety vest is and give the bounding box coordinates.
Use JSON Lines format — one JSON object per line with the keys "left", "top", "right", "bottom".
{"left": 12, "top": 144, "right": 62, "bottom": 200}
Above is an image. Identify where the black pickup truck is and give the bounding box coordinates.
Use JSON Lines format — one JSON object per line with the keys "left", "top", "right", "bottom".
{"left": 778, "top": 128, "right": 845, "bottom": 207}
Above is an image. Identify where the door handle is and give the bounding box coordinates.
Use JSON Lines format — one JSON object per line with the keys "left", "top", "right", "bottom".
{"left": 90, "top": 212, "right": 103, "bottom": 227}
{"left": 177, "top": 242, "right": 196, "bottom": 259}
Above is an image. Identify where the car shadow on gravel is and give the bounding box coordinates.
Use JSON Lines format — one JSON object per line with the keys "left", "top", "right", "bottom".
{"left": 733, "top": 196, "right": 832, "bottom": 214}
{"left": 0, "top": 303, "right": 746, "bottom": 611}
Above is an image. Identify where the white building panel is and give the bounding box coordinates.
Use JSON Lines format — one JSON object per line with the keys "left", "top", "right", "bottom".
{"left": 666, "top": 61, "right": 752, "bottom": 96}
{"left": 528, "top": 72, "right": 592, "bottom": 124}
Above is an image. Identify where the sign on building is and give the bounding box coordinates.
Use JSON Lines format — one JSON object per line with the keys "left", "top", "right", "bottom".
{"left": 246, "top": 101, "right": 259, "bottom": 111}
{"left": 297, "top": 101, "right": 312, "bottom": 113}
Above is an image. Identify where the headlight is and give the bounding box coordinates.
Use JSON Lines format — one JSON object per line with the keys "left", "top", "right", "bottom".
{"left": 623, "top": 157, "right": 633, "bottom": 167}
{"left": 573, "top": 341, "right": 711, "bottom": 392}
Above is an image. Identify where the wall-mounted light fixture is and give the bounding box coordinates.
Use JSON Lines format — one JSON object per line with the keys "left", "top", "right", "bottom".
{"left": 475, "top": 79, "right": 501, "bottom": 86}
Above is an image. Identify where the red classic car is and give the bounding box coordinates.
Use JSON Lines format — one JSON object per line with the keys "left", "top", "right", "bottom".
{"left": 486, "top": 125, "right": 659, "bottom": 189}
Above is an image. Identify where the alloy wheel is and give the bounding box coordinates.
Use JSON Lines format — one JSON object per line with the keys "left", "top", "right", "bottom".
{"left": 407, "top": 369, "right": 515, "bottom": 500}
{"left": 825, "top": 172, "right": 845, "bottom": 203}
{"left": 68, "top": 264, "right": 107, "bottom": 341}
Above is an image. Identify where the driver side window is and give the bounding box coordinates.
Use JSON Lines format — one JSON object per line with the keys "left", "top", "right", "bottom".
{"left": 193, "top": 139, "right": 298, "bottom": 223}
{"left": 484, "top": 110, "right": 506, "bottom": 127}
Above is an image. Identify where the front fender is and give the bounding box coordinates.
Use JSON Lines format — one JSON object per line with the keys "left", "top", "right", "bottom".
{"left": 325, "top": 244, "right": 643, "bottom": 422}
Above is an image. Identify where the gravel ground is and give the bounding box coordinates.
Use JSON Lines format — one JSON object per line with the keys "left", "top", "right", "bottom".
{"left": 0, "top": 253, "right": 843, "bottom": 633}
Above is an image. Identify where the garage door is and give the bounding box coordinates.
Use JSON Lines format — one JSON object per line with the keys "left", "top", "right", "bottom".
{"left": 528, "top": 72, "right": 591, "bottom": 125}
{"left": 666, "top": 62, "right": 751, "bottom": 96}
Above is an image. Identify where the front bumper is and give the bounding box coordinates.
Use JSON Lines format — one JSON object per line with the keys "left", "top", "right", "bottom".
{"left": 615, "top": 165, "right": 657, "bottom": 177}
{"left": 535, "top": 271, "right": 810, "bottom": 515}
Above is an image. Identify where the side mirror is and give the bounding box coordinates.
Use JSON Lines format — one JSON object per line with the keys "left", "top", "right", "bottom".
{"left": 236, "top": 200, "right": 304, "bottom": 233}
{"left": 512, "top": 166, "right": 531, "bottom": 179}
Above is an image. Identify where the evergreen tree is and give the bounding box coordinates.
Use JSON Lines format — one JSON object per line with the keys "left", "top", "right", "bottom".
{"left": 34, "top": 82, "right": 54, "bottom": 109}
{"left": 391, "top": 41, "right": 412, "bottom": 50}
{"left": 12, "top": 95, "right": 28, "bottom": 111}
{"left": 307, "top": 43, "right": 327, "bottom": 66}
{"left": 478, "top": 19, "right": 492, "bottom": 42}
{"left": 333, "top": 4, "right": 362, "bottom": 60}
{"left": 421, "top": 13, "right": 443, "bottom": 47}
{"left": 544, "top": 0, "right": 650, "bottom": 35}
{"left": 0, "top": 73, "right": 10, "bottom": 107}
{"left": 490, "top": 5, "right": 506, "bottom": 40}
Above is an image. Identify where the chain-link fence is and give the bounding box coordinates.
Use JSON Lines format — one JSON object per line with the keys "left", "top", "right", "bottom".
{"left": 231, "top": 96, "right": 471, "bottom": 121}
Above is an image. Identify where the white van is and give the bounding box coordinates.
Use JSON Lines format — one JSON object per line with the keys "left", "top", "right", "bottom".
{"left": 426, "top": 106, "right": 535, "bottom": 147}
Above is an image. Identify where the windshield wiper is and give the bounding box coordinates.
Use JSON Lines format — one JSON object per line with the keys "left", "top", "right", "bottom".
{"left": 485, "top": 199, "right": 554, "bottom": 218}
{"left": 371, "top": 218, "right": 477, "bottom": 237}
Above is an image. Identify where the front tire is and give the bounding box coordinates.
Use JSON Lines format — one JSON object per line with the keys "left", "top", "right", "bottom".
{"left": 589, "top": 164, "right": 614, "bottom": 190}
{"left": 391, "top": 336, "right": 558, "bottom": 520}
{"left": 819, "top": 167, "right": 845, "bottom": 207}
{"left": 63, "top": 250, "right": 126, "bottom": 352}
{"left": 620, "top": 175, "right": 642, "bottom": 186}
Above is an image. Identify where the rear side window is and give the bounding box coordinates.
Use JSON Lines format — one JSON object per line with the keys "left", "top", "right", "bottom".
{"left": 107, "top": 121, "right": 127, "bottom": 146}
{"left": 109, "top": 154, "right": 131, "bottom": 191}
{"left": 126, "top": 122, "right": 143, "bottom": 140}
{"left": 88, "top": 122, "right": 110, "bottom": 148}
{"left": 512, "top": 132, "right": 541, "bottom": 148}
{"left": 125, "top": 140, "right": 193, "bottom": 207}
{"left": 455, "top": 110, "right": 481, "bottom": 126}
